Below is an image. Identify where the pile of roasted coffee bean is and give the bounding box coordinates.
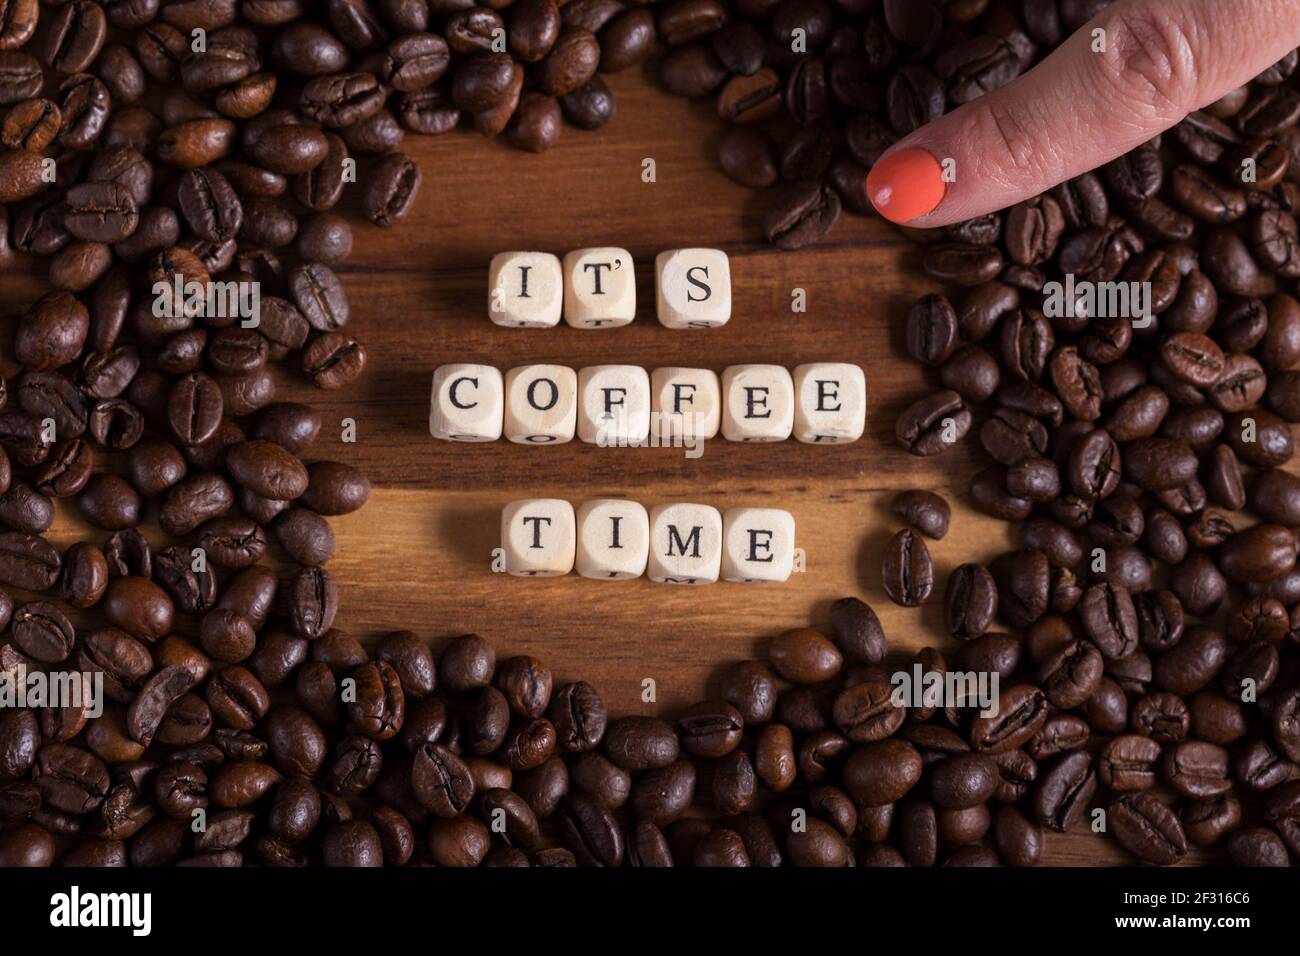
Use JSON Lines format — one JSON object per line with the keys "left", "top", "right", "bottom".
{"left": 0, "top": 0, "right": 670, "bottom": 177}
{"left": 0, "top": 608, "right": 1185, "bottom": 868}
{"left": 881, "top": 45, "right": 1300, "bottom": 863}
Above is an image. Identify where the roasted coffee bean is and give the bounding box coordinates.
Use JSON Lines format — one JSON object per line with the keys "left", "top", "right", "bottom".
{"left": 1219, "top": 524, "right": 1298, "bottom": 582}
{"left": 603, "top": 716, "right": 679, "bottom": 771}
{"left": 364, "top": 152, "right": 420, "bottom": 227}
{"left": 767, "top": 627, "right": 841, "bottom": 685}
{"left": 969, "top": 684, "right": 1048, "bottom": 754}
{"left": 905, "top": 295, "right": 957, "bottom": 367}
{"left": 831, "top": 680, "right": 902, "bottom": 744}
{"left": 896, "top": 390, "right": 970, "bottom": 456}
{"left": 924, "top": 243, "right": 1003, "bottom": 286}
{"left": 844, "top": 739, "right": 922, "bottom": 807}
{"left": 1039, "top": 640, "right": 1103, "bottom": 710}
{"left": 302, "top": 332, "right": 366, "bottom": 389}
{"left": 989, "top": 550, "right": 1049, "bottom": 628}
{"left": 1110, "top": 792, "right": 1188, "bottom": 865}
{"left": 1098, "top": 734, "right": 1162, "bottom": 791}
{"left": 1031, "top": 751, "right": 1096, "bottom": 832}
{"left": 945, "top": 563, "right": 997, "bottom": 641}
{"left": 300, "top": 72, "right": 385, "bottom": 128}
{"left": 881, "top": 529, "right": 933, "bottom": 607}
{"left": 763, "top": 179, "right": 840, "bottom": 250}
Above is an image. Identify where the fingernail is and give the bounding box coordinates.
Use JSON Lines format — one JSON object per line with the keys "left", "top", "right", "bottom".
{"left": 867, "top": 148, "right": 946, "bottom": 224}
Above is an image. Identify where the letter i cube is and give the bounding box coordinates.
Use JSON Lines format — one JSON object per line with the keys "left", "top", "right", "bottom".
{"left": 576, "top": 499, "right": 650, "bottom": 579}
{"left": 488, "top": 252, "right": 563, "bottom": 328}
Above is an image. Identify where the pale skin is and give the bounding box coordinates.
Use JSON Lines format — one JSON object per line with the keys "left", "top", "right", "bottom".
{"left": 869, "top": 0, "right": 1300, "bottom": 227}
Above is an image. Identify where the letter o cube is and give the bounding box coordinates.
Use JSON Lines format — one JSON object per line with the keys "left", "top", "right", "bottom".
{"left": 504, "top": 364, "right": 577, "bottom": 444}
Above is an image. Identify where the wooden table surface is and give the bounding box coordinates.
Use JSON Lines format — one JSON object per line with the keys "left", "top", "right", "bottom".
{"left": 4, "top": 66, "right": 1179, "bottom": 864}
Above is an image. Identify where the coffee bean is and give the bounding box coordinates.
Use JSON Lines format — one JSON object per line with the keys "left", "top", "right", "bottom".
{"left": 768, "top": 627, "right": 842, "bottom": 685}
{"left": 881, "top": 529, "right": 933, "bottom": 607}
{"left": 1109, "top": 792, "right": 1188, "bottom": 865}
{"left": 302, "top": 331, "right": 366, "bottom": 389}
{"left": 896, "top": 390, "right": 970, "bottom": 456}
{"left": 590, "top": 716, "right": 675, "bottom": 772}
{"left": 364, "top": 151, "right": 420, "bottom": 226}
{"left": 763, "top": 179, "right": 840, "bottom": 250}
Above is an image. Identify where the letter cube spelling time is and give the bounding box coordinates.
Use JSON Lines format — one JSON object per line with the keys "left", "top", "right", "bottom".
{"left": 720, "top": 364, "right": 794, "bottom": 442}
{"left": 504, "top": 364, "right": 578, "bottom": 444}
{"left": 562, "top": 247, "right": 636, "bottom": 328}
{"left": 792, "top": 363, "right": 867, "bottom": 444}
{"left": 655, "top": 248, "right": 731, "bottom": 329}
{"left": 501, "top": 498, "right": 576, "bottom": 576}
{"left": 721, "top": 507, "right": 796, "bottom": 583}
{"left": 429, "top": 364, "right": 504, "bottom": 442}
{"left": 488, "top": 251, "right": 563, "bottom": 327}
{"left": 577, "top": 365, "right": 651, "bottom": 445}
{"left": 647, "top": 502, "right": 722, "bottom": 584}
{"left": 576, "top": 498, "right": 650, "bottom": 579}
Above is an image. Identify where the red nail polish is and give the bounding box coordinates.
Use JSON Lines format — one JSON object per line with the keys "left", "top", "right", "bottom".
{"left": 867, "top": 148, "right": 947, "bottom": 224}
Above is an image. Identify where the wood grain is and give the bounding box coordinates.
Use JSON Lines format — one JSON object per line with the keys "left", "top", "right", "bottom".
{"left": 3, "top": 68, "right": 1202, "bottom": 864}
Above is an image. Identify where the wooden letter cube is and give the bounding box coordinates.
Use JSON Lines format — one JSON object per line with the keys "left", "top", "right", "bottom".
{"left": 655, "top": 248, "right": 731, "bottom": 329}
{"left": 429, "top": 363, "right": 503, "bottom": 442}
{"left": 650, "top": 367, "right": 721, "bottom": 441}
{"left": 793, "top": 363, "right": 867, "bottom": 444}
{"left": 576, "top": 499, "right": 650, "bottom": 579}
{"left": 577, "top": 365, "right": 651, "bottom": 445}
{"left": 563, "top": 247, "right": 635, "bottom": 328}
{"left": 504, "top": 365, "right": 577, "bottom": 444}
{"left": 721, "top": 364, "right": 794, "bottom": 442}
{"left": 721, "top": 507, "right": 796, "bottom": 583}
{"left": 501, "top": 498, "right": 575, "bottom": 576}
{"left": 488, "top": 251, "right": 562, "bottom": 328}
{"left": 647, "top": 503, "right": 722, "bottom": 585}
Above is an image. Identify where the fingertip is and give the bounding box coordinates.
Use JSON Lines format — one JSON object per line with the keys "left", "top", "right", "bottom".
{"left": 867, "top": 147, "right": 948, "bottom": 224}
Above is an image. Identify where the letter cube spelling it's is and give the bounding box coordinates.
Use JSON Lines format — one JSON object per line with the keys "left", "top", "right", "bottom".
{"left": 793, "top": 363, "right": 867, "bottom": 444}
{"left": 721, "top": 507, "right": 796, "bottom": 583}
{"left": 504, "top": 364, "right": 577, "bottom": 444}
{"left": 429, "top": 364, "right": 504, "bottom": 442}
{"left": 501, "top": 499, "right": 576, "bottom": 576}
{"left": 647, "top": 502, "right": 722, "bottom": 584}
{"left": 488, "top": 252, "right": 562, "bottom": 328}
{"left": 655, "top": 248, "right": 731, "bottom": 329}
{"left": 577, "top": 365, "right": 651, "bottom": 445}
{"left": 576, "top": 499, "right": 650, "bottom": 579}
{"left": 562, "top": 247, "right": 635, "bottom": 328}
{"left": 720, "top": 364, "right": 794, "bottom": 442}
{"left": 650, "top": 367, "right": 721, "bottom": 441}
